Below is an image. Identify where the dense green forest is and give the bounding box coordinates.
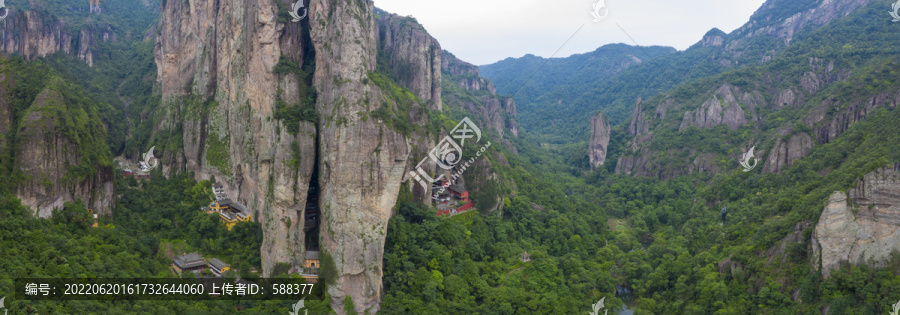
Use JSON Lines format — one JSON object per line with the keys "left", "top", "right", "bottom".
{"left": 0, "top": 171, "right": 331, "bottom": 313}
{"left": 479, "top": 44, "right": 675, "bottom": 124}
{"left": 480, "top": 0, "right": 900, "bottom": 145}
{"left": 381, "top": 106, "right": 900, "bottom": 314}
{"left": 380, "top": 1, "right": 900, "bottom": 314}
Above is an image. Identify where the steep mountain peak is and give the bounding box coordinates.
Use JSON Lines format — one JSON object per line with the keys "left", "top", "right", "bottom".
{"left": 701, "top": 28, "right": 726, "bottom": 47}
{"left": 732, "top": 0, "right": 867, "bottom": 45}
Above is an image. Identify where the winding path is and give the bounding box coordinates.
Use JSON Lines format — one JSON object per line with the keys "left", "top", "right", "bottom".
{"left": 497, "top": 266, "right": 526, "bottom": 288}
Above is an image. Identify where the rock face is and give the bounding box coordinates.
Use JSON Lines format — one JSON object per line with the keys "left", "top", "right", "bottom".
{"left": 811, "top": 167, "right": 900, "bottom": 278}
{"left": 615, "top": 82, "right": 773, "bottom": 178}
{"left": 0, "top": 72, "right": 12, "bottom": 177}
{"left": 0, "top": 10, "right": 115, "bottom": 66}
{"left": 627, "top": 98, "right": 651, "bottom": 136}
{"left": 309, "top": 1, "right": 413, "bottom": 313}
{"left": 376, "top": 12, "right": 442, "bottom": 111}
{"left": 762, "top": 131, "right": 814, "bottom": 174}
{"left": 724, "top": 0, "right": 869, "bottom": 64}
{"left": 442, "top": 51, "right": 519, "bottom": 138}
{"left": 737, "top": 0, "right": 868, "bottom": 45}
{"left": 89, "top": 0, "right": 103, "bottom": 14}
{"left": 155, "top": 0, "right": 315, "bottom": 283}
{"left": 810, "top": 91, "right": 900, "bottom": 145}
{"left": 12, "top": 81, "right": 114, "bottom": 218}
{"left": 589, "top": 112, "right": 610, "bottom": 170}
{"left": 679, "top": 84, "right": 748, "bottom": 131}
{"left": 700, "top": 28, "right": 725, "bottom": 47}
{"left": 155, "top": 0, "right": 504, "bottom": 312}
{"left": 155, "top": 0, "right": 447, "bottom": 313}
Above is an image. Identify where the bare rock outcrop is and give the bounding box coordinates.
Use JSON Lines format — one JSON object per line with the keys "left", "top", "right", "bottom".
{"left": 89, "top": 0, "right": 103, "bottom": 14}
{"left": 774, "top": 88, "right": 798, "bottom": 109}
{"left": 811, "top": 167, "right": 900, "bottom": 278}
{"left": 442, "top": 51, "right": 519, "bottom": 138}
{"left": 628, "top": 98, "right": 650, "bottom": 136}
{"left": 679, "top": 84, "right": 748, "bottom": 131}
{"left": 589, "top": 112, "right": 610, "bottom": 170}
{"left": 503, "top": 97, "right": 520, "bottom": 137}
{"left": 376, "top": 13, "right": 442, "bottom": 111}
{"left": 154, "top": 1, "right": 499, "bottom": 312}
{"left": 0, "top": 10, "right": 115, "bottom": 66}
{"left": 811, "top": 91, "right": 900, "bottom": 144}
{"left": 617, "top": 87, "right": 758, "bottom": 178}
{"left": 310, "top": 1, "right": 412, "bottom": 312}
{"left": 0, "top": 71, "right": 12, "bottom": 175}
{"left": 700, "top": 28, "right": 725, "bottom": 47}
{"left": 730, "top": 0, "right": 868, "bottom": 46}
{"left": 155, "top": 0, "right": 314, "bottom": 281}
{"left": 12, "top": 83, "right": 114, "bottom": 217}
{"left": 762, "top": 131, "right": 814, "bottom": 174}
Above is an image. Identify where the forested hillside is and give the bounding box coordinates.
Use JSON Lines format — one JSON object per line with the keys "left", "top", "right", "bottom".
{"left": 479, "top": 44, "right": 675, "bottom": 129}
{"left": 468, "top": 0, "right": 900, "bottom": 313}
{"left": 481, "top": 0, "right": 876, "bottom": 144}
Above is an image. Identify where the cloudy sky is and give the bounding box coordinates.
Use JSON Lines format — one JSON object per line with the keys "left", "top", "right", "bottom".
{"left": 373, "top": 0, "right": 767, "bottom": 65}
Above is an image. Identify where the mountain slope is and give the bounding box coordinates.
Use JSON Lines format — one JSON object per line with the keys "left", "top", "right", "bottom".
{"left": 0, "top": 0, "right": 160, "bottom": 217}
{"left": 479, "top": 44, "right": 675, "bottom": 114}
{"left": 482, "top": 0, "right": 874, "bottom": 144}
{"left": 614, "top": 0, "right": 900, "bottom": 179}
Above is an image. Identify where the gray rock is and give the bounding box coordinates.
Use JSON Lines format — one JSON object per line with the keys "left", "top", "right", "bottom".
{"left": 13, "top": 87, "right": 114, "bottom": 217}
{"left": 376, "top": 13, "right": 443, "bottom": 111}
{"left": 762, "top": 132, "right": 813, "bottom": 174}
{"left": 628, "top": 98, "right": 649, "bottom": 136}
{"left": 0, "top": 11, "right": 116, "bottom": 66}
{"left": 679, "top": 84, "right": 748, "bottom": 131}
{"left": 589, "top": 113, "right": 611, "bottom": 170}
{"left": 811, "top": 167, "right": 900, "bottom": 278}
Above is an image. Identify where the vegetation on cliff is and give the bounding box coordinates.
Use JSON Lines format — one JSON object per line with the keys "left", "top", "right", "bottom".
{"left": 0, "top": 57, "right": 115, "bottom": 191}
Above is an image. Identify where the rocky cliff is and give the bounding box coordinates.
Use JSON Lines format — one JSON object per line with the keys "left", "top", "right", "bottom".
{"left": 155, "top": 0, "right": 317, "bottom": 281}
{"left": 810, "top": 167, "right": 900, "bottom": 278}
{"left": 442, "top": 51, "right": 519, "bottom": 138}
{"left": 0, "top": 8, "right": 114, "bottom": 66}
{"left": 11, "top": 78, "right": 114, "bottom": 218}
{"left": 615, "top": 96, "right": 728, "bottom": 179}
{"left": 589, "top": 112, "right": 610, "bottom": 170}
{"left": 309, "top": 1, "right": 421, "bottom": 312}
{"left": 154, "top": 0, "right": 454, "bottom": 312}
{"left": 89, "top": 0, "right": 102, "bottom": 14}
{"left": 761, "top": 129, "right": 813, "bottom": 174}
{"left": 376, "top": 12, "right": 442, "bottom": 111}
{"left": 612, "top": 45, "right": 894, "bottom": 179}
{"left": 0, "top": 70, "right": 11, "bottom": 180}
{"left": 152, "top": 0, "right": 517, "bottom": 310}
{"left": 722, "top": 0, "right": 869, "bottom": 64}
{"left": 678, "top": 84, "right": 750, "bottom": 131}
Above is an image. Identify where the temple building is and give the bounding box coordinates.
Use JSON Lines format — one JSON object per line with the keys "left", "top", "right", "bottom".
{"left": 212, "top": 184, "right": 228, "bottom": 200}
{"left": 208, "top": 258, "right": 231, "bottom": 277}
{"left": 448, "top": 185, "right": 469, "bottom": 203}
{"left": 209, "top": 199, "right": 253, "bottom": 230}
{"left": 173, "top": 253, "right": 207, "bottom": 274}
{"left": 300, "top": 251, "right": 320, "bottom": 283}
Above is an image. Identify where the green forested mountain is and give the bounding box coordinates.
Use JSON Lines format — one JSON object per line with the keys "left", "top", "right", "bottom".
{"left": 479, "top": 44, "right": 675, "bottom": 124}
{"left": 480, "top": 0, "right": 880, "bottom": 144}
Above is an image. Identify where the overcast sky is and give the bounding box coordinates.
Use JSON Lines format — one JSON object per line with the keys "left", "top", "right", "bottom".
{"left": 373, "top": 0, "right": 767, "bottom": 65}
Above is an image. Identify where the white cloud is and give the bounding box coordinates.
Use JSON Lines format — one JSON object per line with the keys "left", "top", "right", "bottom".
{"left": 374, "top": 0, "right": 766, "bottom": 65}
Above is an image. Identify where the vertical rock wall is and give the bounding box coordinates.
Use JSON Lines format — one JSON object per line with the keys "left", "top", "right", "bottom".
{"left": 155, "top": 0, "right": 314, "bottom": 276}
{"left": 589, "top": 112, "right": 610, "bottom": 170}
{"left": 309, "top": 1, "right": 409, "bottom": 313}
{"left": 811, "top": 167, "right": 900, "bottom": 278}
